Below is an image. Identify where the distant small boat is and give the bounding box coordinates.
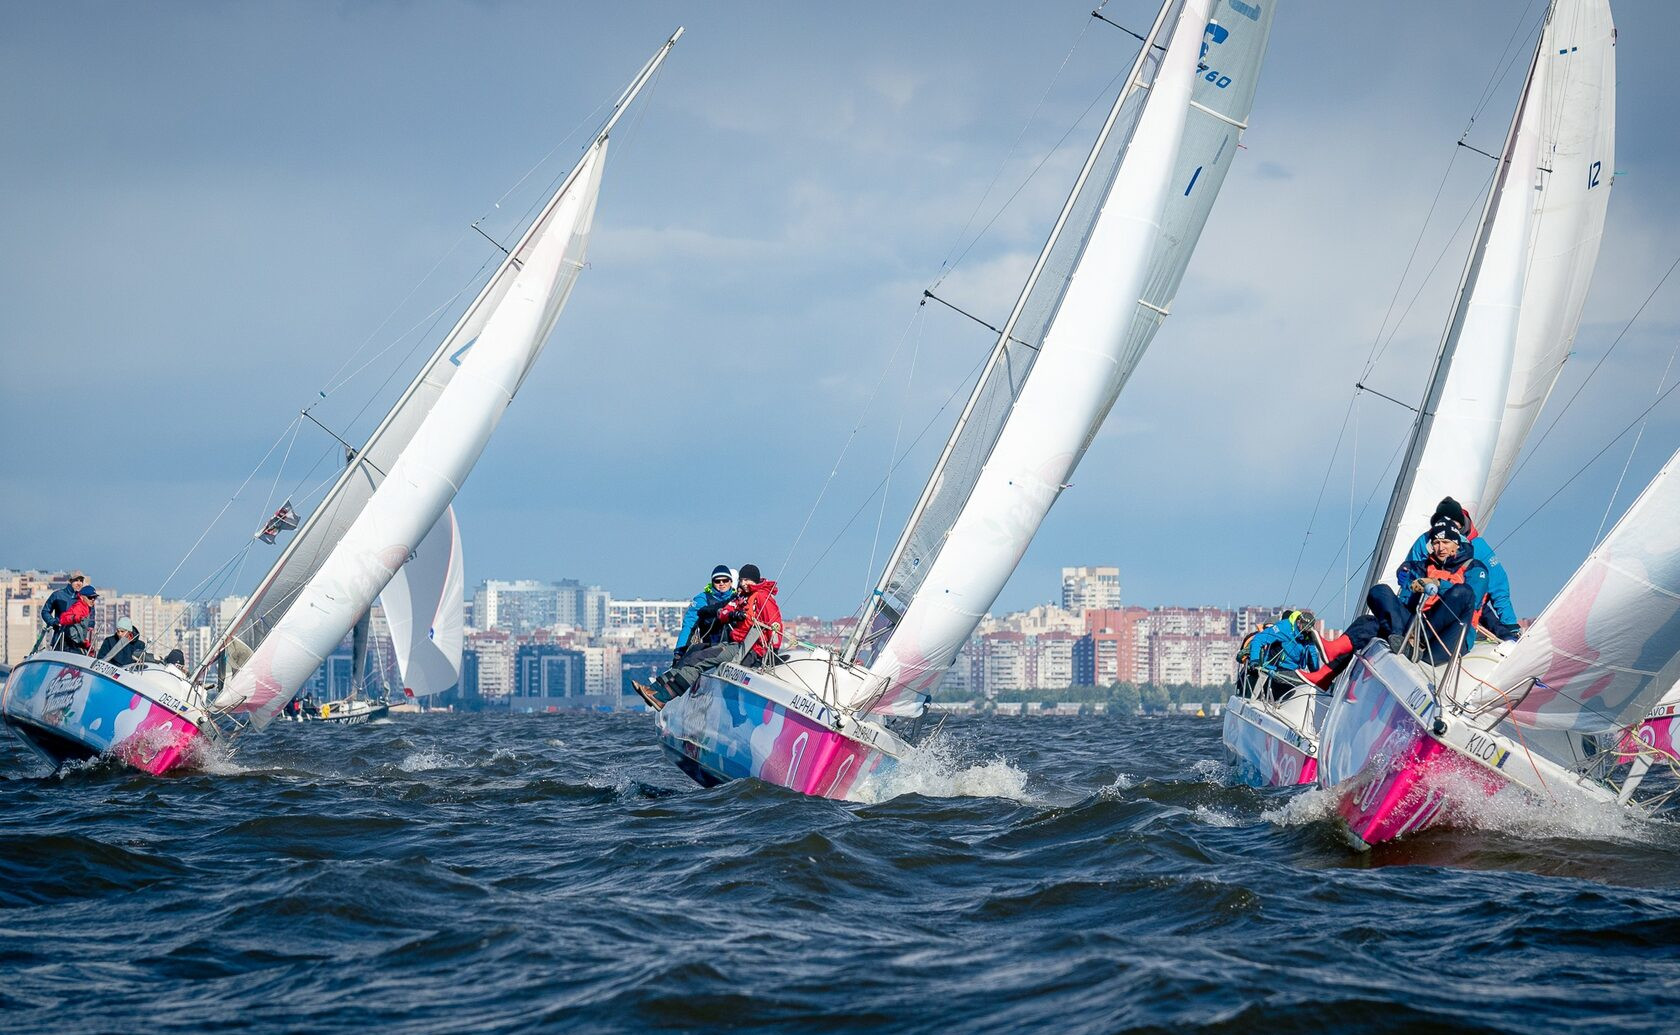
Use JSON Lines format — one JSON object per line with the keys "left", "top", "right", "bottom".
{"left": 0, "top": 30, "right": 683, "bottom": 775}
{"left": 286, "top": 696, "right": 391, "bottom": 725}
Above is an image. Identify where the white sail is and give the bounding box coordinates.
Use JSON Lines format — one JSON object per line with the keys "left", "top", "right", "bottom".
{"left": 1487, "top": 444, "right": 1680, "bottom": 766}
{"left": 845, "top": 0, "right": 1274, "bottom": 714}
{"left": 199, "top": 31, "right": 682, "bottom": 728}
{"left": 213, "top": 140, "right": 608, "bottom": 725}
{"left": 1366, "top": 0, "right": 1615, "bottom": 586}
{"left": 378, "top": 506, "right": 464, "bottom": 698}
{"left": 1481, "top": 0, "right": 1616, "bottom": 518}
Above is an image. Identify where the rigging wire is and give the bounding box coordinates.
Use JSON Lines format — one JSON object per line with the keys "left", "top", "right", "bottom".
{"left": 865, "top": 309, "right": 927, "bottom": 597}
{"left": 1491, "top": 355, "right": 1680, "bottom": 548}
{"left": 932, "top": 15, "right": 1096, "bottom": 289}
{"left": 778, "top": 305, "right": 927, "bottom": 578}
{"left": 1592, "top": 335, "right": 1680, "bottom": 548}
{"left": 153, "top": 414, "right": 303, "bottom": 599}
{"left": 785, "top": 343, "right": 994, "bottom": 598}
{"left": 1495, "top": 255, "right": 1680, "bottom": 501}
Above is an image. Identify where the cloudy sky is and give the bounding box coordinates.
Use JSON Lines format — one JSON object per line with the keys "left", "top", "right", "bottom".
{"left": 3, "top": 1, "right": 1677, "bottom": 627}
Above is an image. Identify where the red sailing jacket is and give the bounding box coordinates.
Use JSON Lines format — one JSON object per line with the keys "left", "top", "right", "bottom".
{"left": 719, "top": 580, "right": 783, "bottom": 658}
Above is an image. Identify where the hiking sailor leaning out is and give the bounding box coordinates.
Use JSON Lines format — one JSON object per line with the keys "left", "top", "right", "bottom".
{"left": 1242, "top": 609, "right": 1321, "bottom": 697}
{"left": 673, "top": 564, "right": 736, "bottom": 663}
{"left": 635, "top": 563, "right": 783, "bottom": 711}
{"left": 1403, "top": 495, "right": 1519, "bottom": 639}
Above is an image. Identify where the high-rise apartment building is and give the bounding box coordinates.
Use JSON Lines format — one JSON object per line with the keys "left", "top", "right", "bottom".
{"left": 1061, "top": 566, "right": 1121, "bottom": 613}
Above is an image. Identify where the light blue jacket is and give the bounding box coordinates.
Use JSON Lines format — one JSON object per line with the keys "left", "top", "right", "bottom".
{"left": 1247, "top": 620, "right": 1323, "bottom": 672}
{"left": 677, "top": 584, "right": 735, "bottom": 651}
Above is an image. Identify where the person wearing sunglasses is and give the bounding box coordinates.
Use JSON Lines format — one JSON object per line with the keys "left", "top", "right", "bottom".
{"left": 672, "top": 564, "right": 736, "bottom": 664}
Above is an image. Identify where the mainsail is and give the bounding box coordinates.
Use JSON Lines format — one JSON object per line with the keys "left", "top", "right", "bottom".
{"left": 378, "top": 506, "right": 465, "bottom": 698}
{"left": 205, "top": 30, "right": 682, "bottom": 727}
{"left": 1486, "top": 444, "right": 1680, "bottom": 769}
{"left": 843, "top": 0, "right": 1274, "bottom": 714}
{"left": 1364, "top": 0, "right": 1615, "bottom": 587}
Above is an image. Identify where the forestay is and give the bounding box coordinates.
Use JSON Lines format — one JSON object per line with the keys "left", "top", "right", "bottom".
{"left": 1366, "top": 0, "right": 1615, "bottom": 586}
{"left": 379, "top": 505, "right": 465, "bottom": 698}
{"left": 847, "top": 0, "right": 1275, "bottom": 715}
{"left": 1487, "top": 444, "right": 1680, "bottom": 768}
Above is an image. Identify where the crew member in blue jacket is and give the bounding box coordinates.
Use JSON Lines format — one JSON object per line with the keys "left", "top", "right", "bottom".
{"left": 1244, "top": 610, "right": 1323, "bottom": 697}
{"left": 673, "top": 565, "right": 735, "bottom": 663}
{"left": 1403, "top": 496, "right": 1518, "bottom": 639}
{"left": 1368, "top": 520, "right": 1492, "bottom": 663}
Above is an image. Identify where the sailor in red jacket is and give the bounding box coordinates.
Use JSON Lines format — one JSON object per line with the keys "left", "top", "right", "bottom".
{"left": 715, "top": 564, "right": 782, "bottom": 664}
{"left": 54, "top": 585, "right": 98, "bottom": 654}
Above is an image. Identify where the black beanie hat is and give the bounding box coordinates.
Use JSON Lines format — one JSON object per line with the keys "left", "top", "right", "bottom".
{"left": 710, "top": 564, "right": 732, "bottom": 580}
{"left": 1432, "top": 496, "right": 1468, "bottom": 531}
{"left": 1428, "top": 517, "right": 1465, "bottom": 543}
{"left": 738, "top": 563, "right": 763, "bottom": 582}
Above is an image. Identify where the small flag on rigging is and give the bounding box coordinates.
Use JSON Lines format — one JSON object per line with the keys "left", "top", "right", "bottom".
{"left": 256, "top": 500, "right": 301, "bottom": 544}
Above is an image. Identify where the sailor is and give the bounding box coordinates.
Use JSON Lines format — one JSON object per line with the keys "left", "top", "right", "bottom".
{"left": 97, "top": 616, "right": 147, "bottom": 666}
{"left": 634, "top": 564, "right": 783, "bottom": 710}
{"left": 1402, "top": 496, "right": 1519, "bottom": 641}
{"left": 1242, "top": 610, "right": 1322, "bottom": 696}
{"left": 36, "top": 571, "right": 87, "bottom": 649}
{"left": 161, "top": 648, "right": 188, "bottom": 673}
{"left": 715, "top": 564, "right": 783, "bottom": 668}
{"left": 53, "top": 585, "right": 99, "bottom": 654}
{"left": 1368, "top": 519, "right": 1490, "bottom": 664}
{"left": 673, "top": 564, "right": 736, "bottom": 662}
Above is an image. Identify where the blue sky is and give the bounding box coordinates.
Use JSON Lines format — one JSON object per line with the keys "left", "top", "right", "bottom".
{"left": 3, "top": 1, "right": 1677, "bottom": 627}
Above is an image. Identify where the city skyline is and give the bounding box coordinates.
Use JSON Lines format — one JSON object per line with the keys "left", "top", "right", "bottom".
{"left": 5, "top": 3, "right": 1679, "bottom": 628}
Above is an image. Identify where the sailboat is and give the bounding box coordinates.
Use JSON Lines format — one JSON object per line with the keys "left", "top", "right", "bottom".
{"left": 1222, "top": 0, "right": 1616, "bottom": 790}
{"left": 380, "top": 505, "right": 466, "bottom": 709}
{"left": 655, "top": 0, "right": 1274, "bottom": 797}
{"left": 1319, "top": 442, "right": 1680, "bottom": 845}
{"left": 0, "top": 30, "right": 683, "bottom": 775}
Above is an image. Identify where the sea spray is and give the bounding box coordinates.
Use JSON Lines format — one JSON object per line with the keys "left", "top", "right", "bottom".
{"left": 852, "top": 727, "right": 1039, "bottom": 804}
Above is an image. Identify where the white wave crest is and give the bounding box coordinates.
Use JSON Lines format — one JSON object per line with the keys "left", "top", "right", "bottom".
{"left": 855, "top": 731, "right": 1038, "bottom": 804}
{"left": 397, "top": 749, "right": 462, "bottom": 772}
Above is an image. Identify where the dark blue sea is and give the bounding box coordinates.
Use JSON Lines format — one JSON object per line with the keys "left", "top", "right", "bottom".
{"left": 2, "top": 712, "right": 1675, "bottom": 1033}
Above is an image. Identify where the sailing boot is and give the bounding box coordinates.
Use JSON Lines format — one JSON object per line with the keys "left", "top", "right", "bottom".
{"left": 1296, "top": 633, "right": 1354, "bottom": 689}
{"left": 632, "top": 681, "right": 666, "bottom": 712}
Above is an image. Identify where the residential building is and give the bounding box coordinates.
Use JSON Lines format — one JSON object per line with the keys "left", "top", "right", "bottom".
{"left": 1061, "top": 566, "right": 1121, "bottom": 613}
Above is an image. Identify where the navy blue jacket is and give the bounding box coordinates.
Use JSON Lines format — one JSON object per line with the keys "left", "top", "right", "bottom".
{"left": 41, "top": 586, "right": 76, "bottom": 627}
{"left": 1395, "top": 546, "right": 1496, "bottom": 648}
{"left": 1405, "top": 530, "right": 1516, "bottom": 631}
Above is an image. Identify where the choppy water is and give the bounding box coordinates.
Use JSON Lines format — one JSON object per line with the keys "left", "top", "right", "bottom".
{"left": 3, "top": 713, "right": 1676, "bottom": 1033}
